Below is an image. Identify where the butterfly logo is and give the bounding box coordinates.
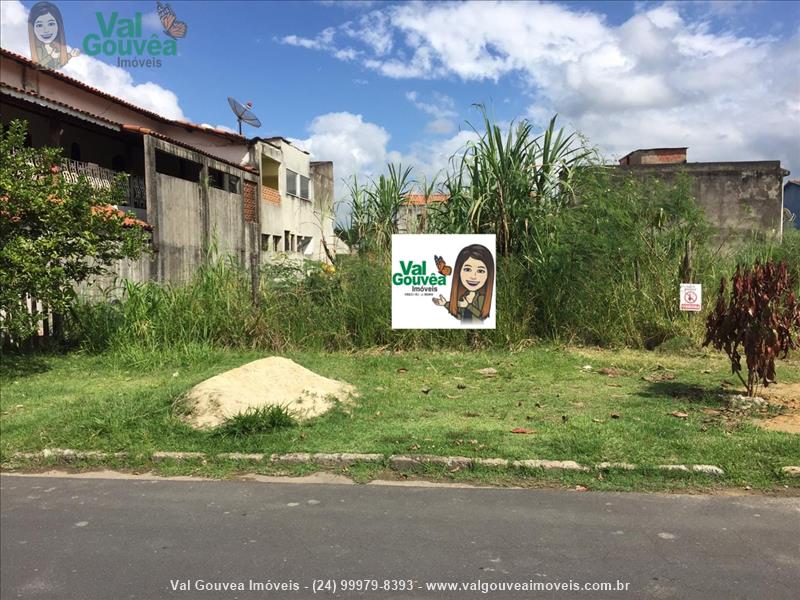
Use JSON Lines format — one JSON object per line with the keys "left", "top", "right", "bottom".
{"left": 434, "top": 255, "right": 452, "bottom": 276}
{"left": 157, "top": 2, "right": 188, "bottom": 39}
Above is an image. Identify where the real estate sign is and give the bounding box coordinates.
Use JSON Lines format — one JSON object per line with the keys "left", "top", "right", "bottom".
{"left": 679, "top": 283, "right": 702, "bottom": 312}
{"left": 392, "top": 234, "right": 497, "bottom": 329}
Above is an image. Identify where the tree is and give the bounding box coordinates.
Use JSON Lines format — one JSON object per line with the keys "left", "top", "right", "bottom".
{"left": 0, "top": 120, "right": 149, "bottom": 341}
{"left": 703, "top": 260, "right": 800, "bottom": 397}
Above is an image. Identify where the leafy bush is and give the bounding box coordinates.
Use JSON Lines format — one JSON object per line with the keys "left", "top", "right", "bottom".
{"left": 704, "top": 260, "right": 800, "bottom": 396}
{"left": 213, "top": 405, "right": 296, "bottom": 438}
{"left": 518, "top": 169, "right": 712, "bottom": 347}
{"left": 0, "top": 120, "right": 148, "bottom": 341}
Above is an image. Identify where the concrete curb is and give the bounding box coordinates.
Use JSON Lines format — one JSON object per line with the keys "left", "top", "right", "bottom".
{"left": 7, "top": 448, "right": 734, "bottom": 477}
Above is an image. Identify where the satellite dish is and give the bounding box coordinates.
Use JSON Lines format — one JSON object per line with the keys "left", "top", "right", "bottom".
{"left": 227, "top": 97, "right": 262, "bottom": 135}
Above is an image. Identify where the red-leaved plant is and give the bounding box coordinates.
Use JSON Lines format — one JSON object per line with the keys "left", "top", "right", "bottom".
{"left": 704, "top": 260, "right": 800, "bottom": 397}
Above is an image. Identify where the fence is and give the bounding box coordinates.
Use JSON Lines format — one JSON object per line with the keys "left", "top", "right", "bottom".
{"left": 60, "top": 159, "right": 146, "bottom": 209}
{"left": 0, "top": 295, "right": 64, "bottom": 350}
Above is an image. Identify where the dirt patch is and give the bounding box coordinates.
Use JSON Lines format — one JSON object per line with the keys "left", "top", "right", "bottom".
{"left": 753, "top": 383, "right": 800, "bottom": 434}
{"left": 181, "top": 357, "right": 357, "bottom": 429}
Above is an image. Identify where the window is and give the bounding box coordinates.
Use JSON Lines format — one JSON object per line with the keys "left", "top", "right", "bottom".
{"left": 272, "top": 235, "right": 280, "bottom": 252}
{"left": 155, "top": 150, "right": 201, "bottom": 182}
{"left": 297, "top": 236, "right": 312, "bottom": 254}
{"left": 284, "top": 230, "right": 291, "bottom": 251}
{"left": 261, "top": 234, "right": 270, "bottom": 251}
{"left": 286, "top": 169, "right": 297, "bottom": 196}
{"left": 208, "top": 167, "right": 225, "bottom": 190}
{"left": 299, "top": 175, "right": 310, "bottom": 200}
{"left": 208, "top": 168, "right": 241, "bottom": 194}
{"left": 70, "top": 142, "right": 81, "bottom": 161}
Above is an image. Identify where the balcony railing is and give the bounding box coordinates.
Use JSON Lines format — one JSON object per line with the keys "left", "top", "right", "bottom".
{"left": 61, "top": 159, "right": 146, "bottom": 209}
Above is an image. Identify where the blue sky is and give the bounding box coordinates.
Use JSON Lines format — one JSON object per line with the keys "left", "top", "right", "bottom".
{"left": 3, "top": 0, "right": 799, "bottom": 193}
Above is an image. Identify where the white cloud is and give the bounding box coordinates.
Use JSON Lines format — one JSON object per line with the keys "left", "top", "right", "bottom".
{"left": 0, "top": 0, "right": 186, "bottom": 120}
{"left": 406, "top": 90, "right": 458, "bottom": 135}
{"left": 405, "top": 90, "right": 457, "bottom": 119}
{"left": 59, "top": 56, "right": 185, "bottom": 120}
{"left": 0, "top": 0, "right": 29, "bottom": 54}
{"left": 141, "top": 11, "right": 163, "bottom": 32}
{"left": 342, "top": 10, "right": 393, "bottom": 56}
{"left": 281, "top": 1, "right": 799, "bottom": 173}
{"left": 278, "top": 27, "right": 359, "bottom": 61}
{"left": 280, "top": 27, "right": 336, "bottom": 50}
{"left": 426, "top": 117, "right": 456, "bottom": 135}
{"left": 290, "top": 112, "right": 395, "bottom": 214}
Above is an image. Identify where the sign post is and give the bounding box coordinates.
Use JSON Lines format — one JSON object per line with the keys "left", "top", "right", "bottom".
{"left": 679, "top": 283, "right": 702, "bottom": 312}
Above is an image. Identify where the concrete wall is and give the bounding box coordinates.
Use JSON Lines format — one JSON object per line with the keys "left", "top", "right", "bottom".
{"left": 311, "top": 161, "right": 343, "bottom": 258}
{"left": 146, "top": 137, "right": 258, "bottom": 283}
{"left": 208, "top": 184, "right": 245, "bottom": 260}
{"left": 155, "top": 172, "right": 205, "bottom": 283}
{"left": 618, "top": 161, "right": 788, "bottom": 239}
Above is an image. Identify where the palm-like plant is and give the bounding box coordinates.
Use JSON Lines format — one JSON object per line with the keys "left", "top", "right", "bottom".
{"left": 335, "top": 164, "right": 413, "bottom": 254}
{"left": 431, "top": 105, "right": 596, "bottom": 256}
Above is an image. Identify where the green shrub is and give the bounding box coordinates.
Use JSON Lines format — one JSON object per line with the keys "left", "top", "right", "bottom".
{"left": 213, "top": 405, "right": 296, "bottom": 438}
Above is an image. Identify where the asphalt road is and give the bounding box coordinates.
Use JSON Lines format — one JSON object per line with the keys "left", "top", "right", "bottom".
{"left": 1, "top": 474, "right": 798, "bottom": 599}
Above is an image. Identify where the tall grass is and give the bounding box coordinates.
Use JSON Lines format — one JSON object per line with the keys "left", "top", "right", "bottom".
{"left": 66, "top": 106, "right": 799, "bottom": 356}
{"left": 69, "top": 234, "right": 798, "bottom": 358}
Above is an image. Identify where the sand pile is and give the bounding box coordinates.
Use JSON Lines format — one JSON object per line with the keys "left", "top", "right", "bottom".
{"left": 182, "top": 357, "right": 357, "bottom": 429}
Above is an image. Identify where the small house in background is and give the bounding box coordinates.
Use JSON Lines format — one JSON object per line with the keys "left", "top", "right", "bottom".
{"left": 618, "top": 147, "right": 688, "bottom": 166}
{"left": 617, "top": 147, "right": 790, "bottom": 239}
{"left": 784, "top": 180, "right": 800, "bottom": 230}
{"left": 398, "top": 193, "right": 449, "bottom": 233}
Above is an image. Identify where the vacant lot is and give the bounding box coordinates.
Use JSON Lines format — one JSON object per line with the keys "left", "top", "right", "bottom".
{"left": 2, "top": 346, "right": 798, "bottom": 491}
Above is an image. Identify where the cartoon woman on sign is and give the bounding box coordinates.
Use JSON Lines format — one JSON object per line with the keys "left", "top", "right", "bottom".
{"left": 28, "top": 2, "right": 79, "bottom": 70}
{"left": 432, "top": 244, "right": 495, "bottom": 323}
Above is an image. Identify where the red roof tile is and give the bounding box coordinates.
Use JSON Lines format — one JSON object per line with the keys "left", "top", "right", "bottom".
{"left": 121, "top": 125, "right": 255, "bottom": 172}
{"left": 3, "top": 81, "right": 253, "bottom": 172}
{"left": 1, "top": 48, "right": 247, "bottom": 143}
{"left": 403, "top": 194, "right": 449, "bottom": 206}
{"left": 1, "top": 81, "right": 120, "bottom": 127}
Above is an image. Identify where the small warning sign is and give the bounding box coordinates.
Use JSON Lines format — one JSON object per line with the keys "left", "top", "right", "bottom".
{"left": 680, "top": 283, "right": 702, "bottom": 312}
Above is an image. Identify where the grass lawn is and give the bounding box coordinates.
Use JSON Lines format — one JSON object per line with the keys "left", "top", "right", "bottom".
{"left": 2, "top": 345, "right": 799, "bottom": 492}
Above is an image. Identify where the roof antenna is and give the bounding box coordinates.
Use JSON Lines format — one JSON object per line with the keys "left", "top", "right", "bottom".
{"left": 227, "top": 97, "right": 261, "bottom": 135}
